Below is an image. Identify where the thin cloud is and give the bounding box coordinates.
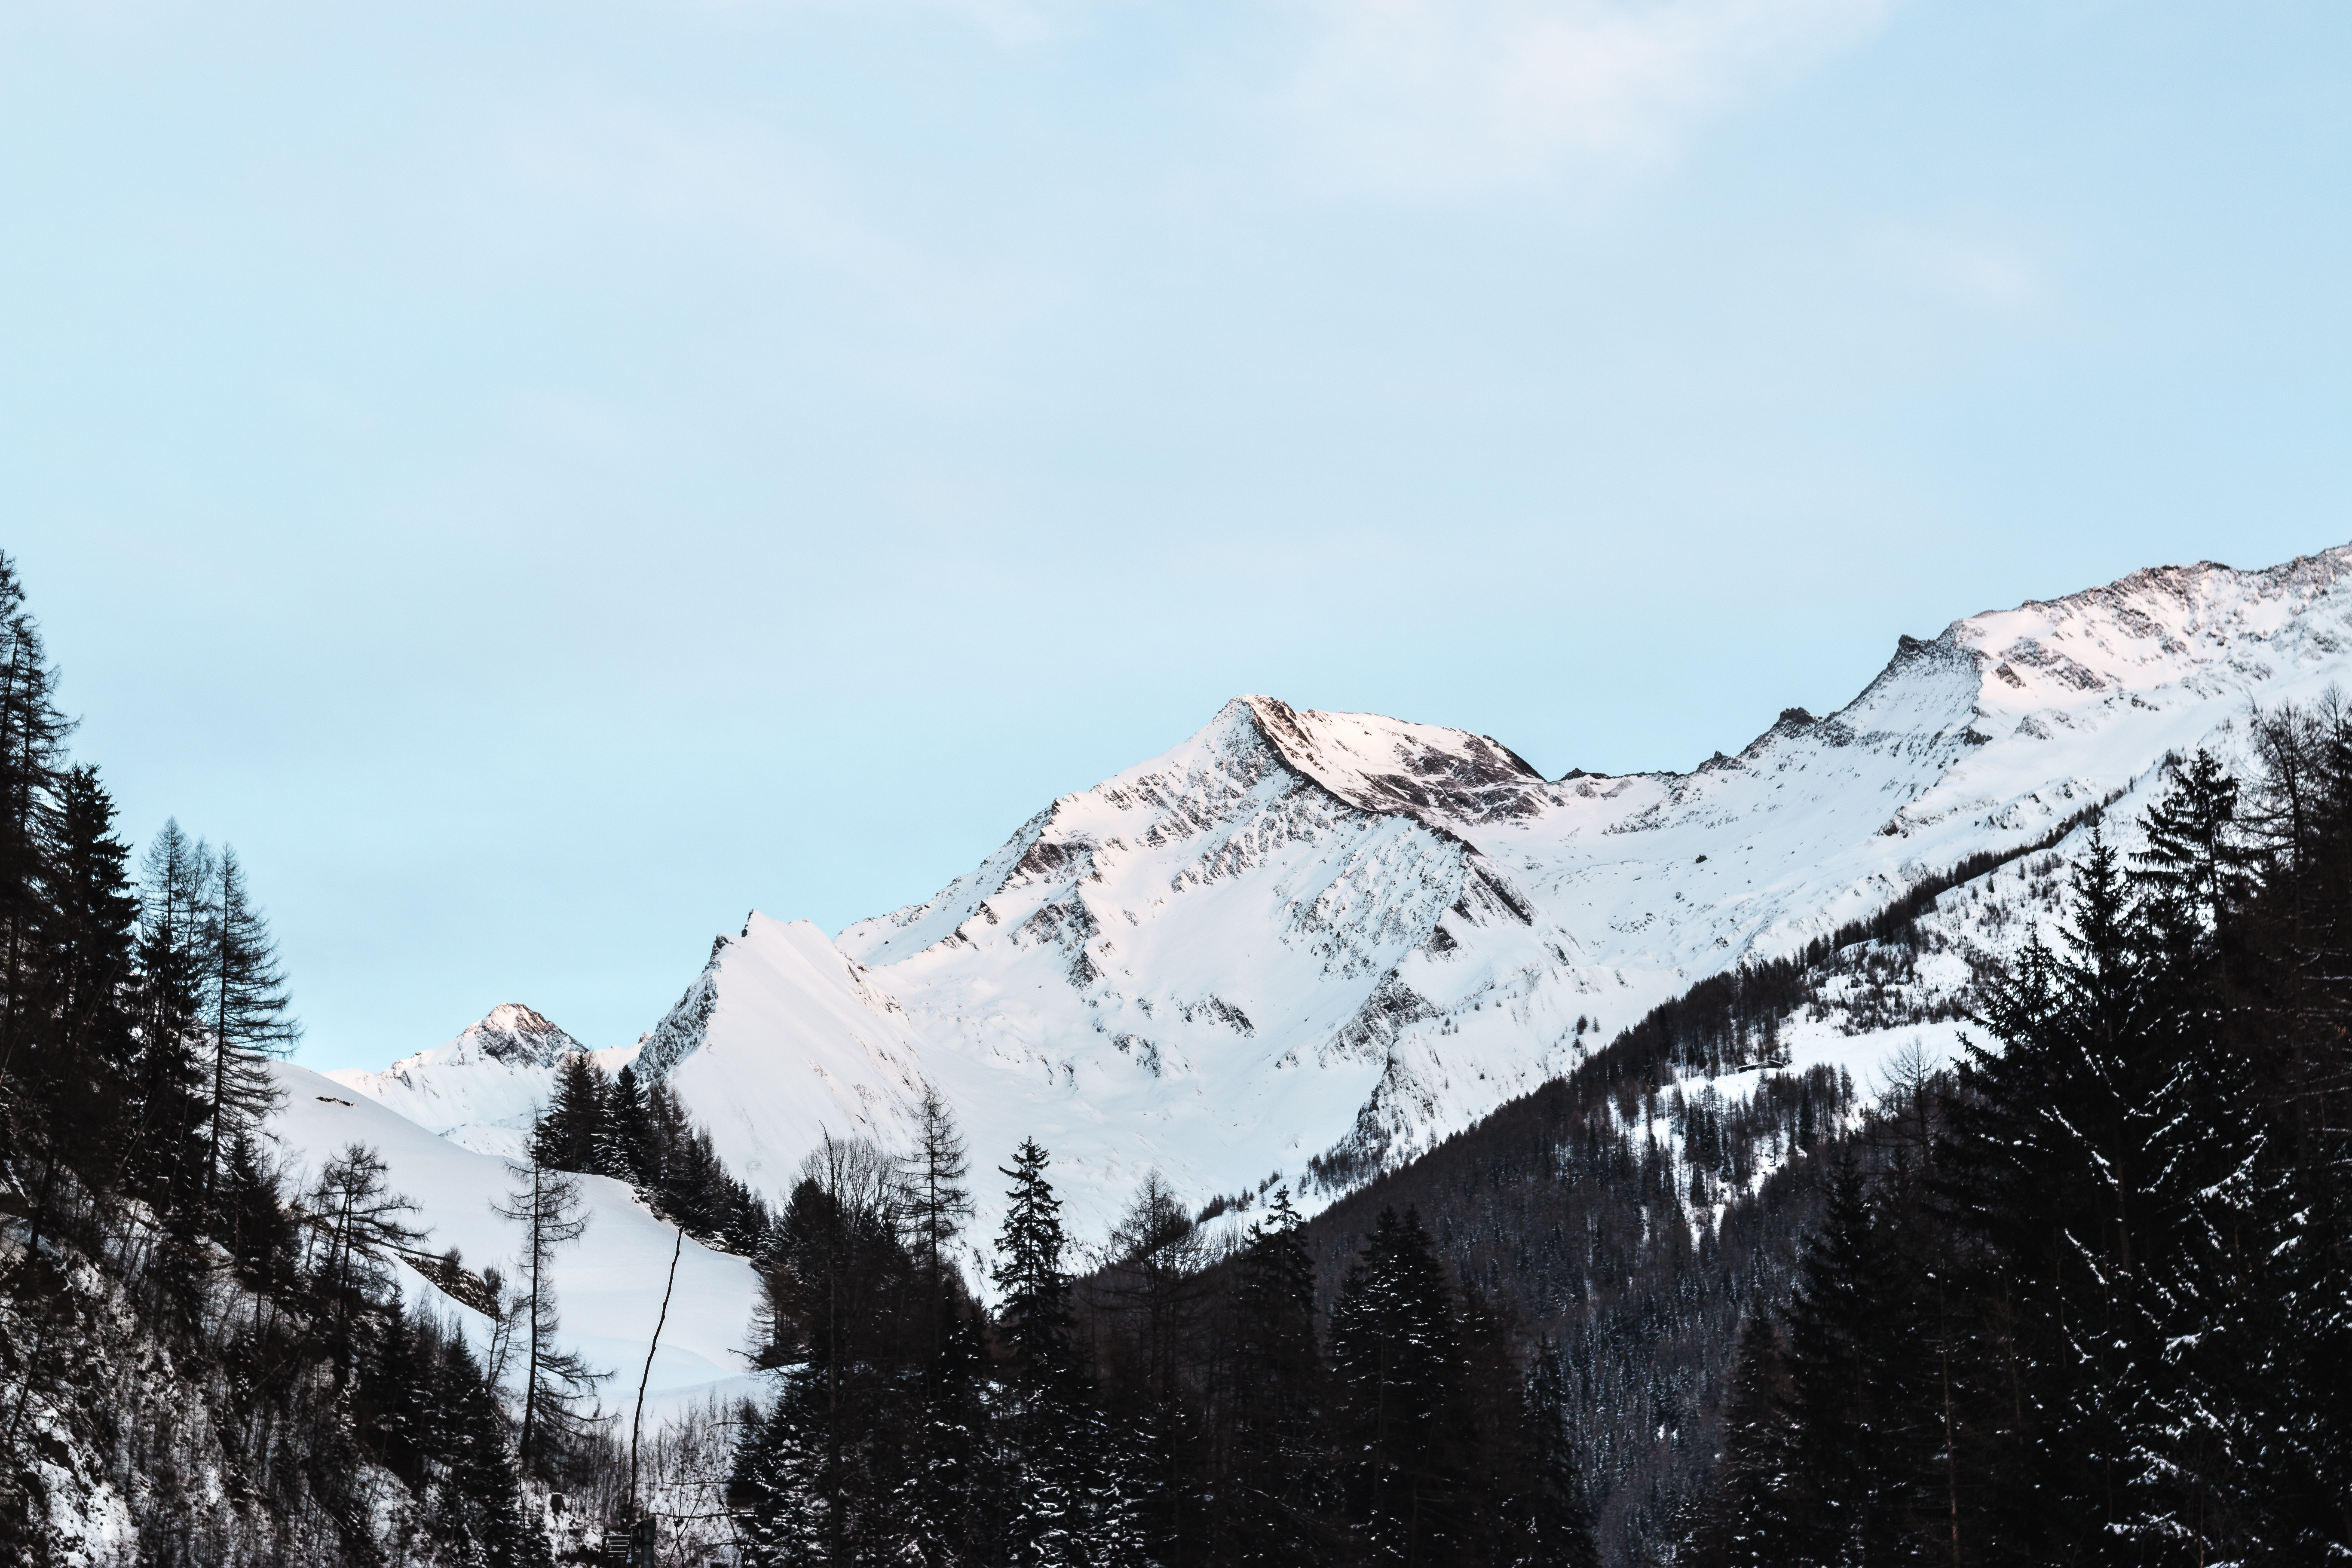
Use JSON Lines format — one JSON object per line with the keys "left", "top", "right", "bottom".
{"left": 1874, "top": 229, "right": 2044, "bottom": 312}
{"left": 1283, "top": 0, "right": 1894, "bottom": 195}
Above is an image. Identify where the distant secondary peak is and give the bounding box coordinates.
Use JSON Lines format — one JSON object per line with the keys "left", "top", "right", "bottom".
{"left": 459, "top": 1002, "right": 585, "bottom": 1066}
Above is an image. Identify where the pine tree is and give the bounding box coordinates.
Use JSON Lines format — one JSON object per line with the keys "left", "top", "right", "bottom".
{"left": 747, "top": 1132, "right": 915, "bottom": 1566}
{"left": 433, "top": 1328, "right": 551, "bottom": 1567}
{"left": 358, "top": 1293, "right": 432, "bottom": 1490}
{"left": 199, "top": 845, "right": 301, "bottom": 1215}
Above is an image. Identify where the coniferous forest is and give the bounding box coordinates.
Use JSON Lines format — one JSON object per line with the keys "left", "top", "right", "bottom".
{"left": 4, "top": 533, "right": 2349, "bottom": 1568}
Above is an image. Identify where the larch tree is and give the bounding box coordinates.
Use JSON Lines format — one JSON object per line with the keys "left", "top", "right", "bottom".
{"left": 199, "top": 845, "right": 300, "bottom": 1215}
{"left": 493, "top": 1156, "right": 603, "bottom": 1476}
{"left": 0, "top": 553, "right": 70, "bottom": 1102}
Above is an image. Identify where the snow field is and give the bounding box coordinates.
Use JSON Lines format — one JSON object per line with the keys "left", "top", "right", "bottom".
{"left": 273, "top": 1063, "right": 765, "bottom": 1426}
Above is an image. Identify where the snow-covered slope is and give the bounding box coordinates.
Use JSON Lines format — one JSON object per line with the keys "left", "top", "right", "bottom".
{"left": 641, "top": 916, "right": 938, "bottom": 1190}
{"left": 326, "top": 544, "right": 2352, "bottom": 1250}
{"left": 321, "top": 1002, "right": 638, "bottom": 1158}
{"left": 274, "top": 1062, "right": 763, "bottom": 1422}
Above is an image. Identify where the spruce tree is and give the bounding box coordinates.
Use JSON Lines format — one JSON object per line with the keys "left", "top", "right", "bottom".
{"left": 126, "top": 818, "right": 213, "bottom": 1216}
{"left": 219, "top": 1129, "right": 300, "bottom": 1291}
{"left": 530, "top": 1051, "right": 608, "bottom": 1175}
{"left": 1776, "top": 1157, "right": 1924, "bottom": 1564}
{"left": 2133, "top": 749, "right": 2248, "bottom": 940}
{"left": 1507, "top": 1342, "right": 1600, "bottom": 1568}
{"left": 1220, "top": 1186, "right": 1333, "bottom": 1566}
{"left": 906, "top": 1292, "right": 995, "bottom": 1567}
{"left": 606, "top": 1060, "right": 653, "bottom": 1184}
{"left": 1329, "top": 1205, "right": 1471, "bottom": 1565}
{"left": 1694, "top": 1311, "right": 1796, "bottom": 1568}
{"left": 14, "top": 764, "right": 138, "bottom": 1250}
{"left": 994, "top": 1138, "right": 1090, "bottom": 1568}
{"left": 1934, "top": 830, "right": 2185, "bottom": 1559}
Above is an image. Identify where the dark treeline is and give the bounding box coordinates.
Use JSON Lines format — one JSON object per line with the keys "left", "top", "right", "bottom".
{"left": 0, "top": 556, "right": 554, "bottom": 1563}
{"left": 1685, "top": 721, "right": 2352, "bottom": 1563}
{"left": 527, "top": 1048, "right": 775, "bottom": 1257}
{"left": 1288, "top": 792, "right": 2116, "bottom": 1559}
{"left": 728, "top": 1092, "right": 1602, "bottom": 1567}
{"left": 1300, "top": 1046, "right": 1858, "bottom": 1558}
{"left": 1614, "top": 794, "right": 2107, "bottom": 1086}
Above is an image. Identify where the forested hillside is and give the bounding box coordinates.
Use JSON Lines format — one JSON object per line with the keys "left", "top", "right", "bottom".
{"left": 0, "top": 557, "right": 574, "bottom": 1561}
{"left": 1685, "top": 730, "right": 2352, "bottom": 1562}
{"left": 0, "top": 559, "right": 766, "bottom": 1564}
{"left": 1295, "top": 718, "right": 2352, "bottom": 1564}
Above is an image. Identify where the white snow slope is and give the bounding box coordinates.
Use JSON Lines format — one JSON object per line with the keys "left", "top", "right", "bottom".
{"left": 276, "top": 1063, "right": 764, "bottom": 1425}
{"left": 310, "top": 543, "right": 2352, "bottom": 1272}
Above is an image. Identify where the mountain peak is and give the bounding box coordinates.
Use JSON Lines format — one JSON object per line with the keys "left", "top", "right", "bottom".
{"left": 455, "top": 1003, "right": 584, "bottom": 1067}
{"left": 1239, "top": 693, "right": 1550, "bottom": 824}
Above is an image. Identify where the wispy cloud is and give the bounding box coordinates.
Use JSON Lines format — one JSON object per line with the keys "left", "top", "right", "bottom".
{"left": 1874, "top": 229, "right": 2043, "bottom": 312}
{"left": 1282, "top": 0, "right": 1894, "bottom": 195}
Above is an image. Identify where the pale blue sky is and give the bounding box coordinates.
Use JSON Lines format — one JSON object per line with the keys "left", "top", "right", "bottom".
{"left": 4, "top": 0, "right": 2345, "bottom": 1069}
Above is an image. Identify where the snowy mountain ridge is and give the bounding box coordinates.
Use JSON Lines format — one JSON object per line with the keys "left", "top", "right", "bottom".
{"left": 309, "top": 543, "right": 2352, "bottom": 1267}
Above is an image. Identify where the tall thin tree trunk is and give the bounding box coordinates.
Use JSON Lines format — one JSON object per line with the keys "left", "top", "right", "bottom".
{"left": 524, "top": 1161, "right": 542, "bottom": 1470}
{"left": 631, "top": 1223, "right": 685, "bottom": 1520}
{"left": 206, "top": 920, "right": 229, "bottom": 1218}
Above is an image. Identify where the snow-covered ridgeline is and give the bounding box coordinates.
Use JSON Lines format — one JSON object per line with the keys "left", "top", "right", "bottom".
{"left": 301, "top": 544, "right": 2352, "bottom": 1294}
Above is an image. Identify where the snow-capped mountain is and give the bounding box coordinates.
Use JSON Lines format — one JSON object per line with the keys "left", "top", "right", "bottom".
{"left": 324, "top": 1002, "right": 633, "bottom": 1157}
{"left": 312, "top": 544, "right": 2352, "bottom": 1252}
